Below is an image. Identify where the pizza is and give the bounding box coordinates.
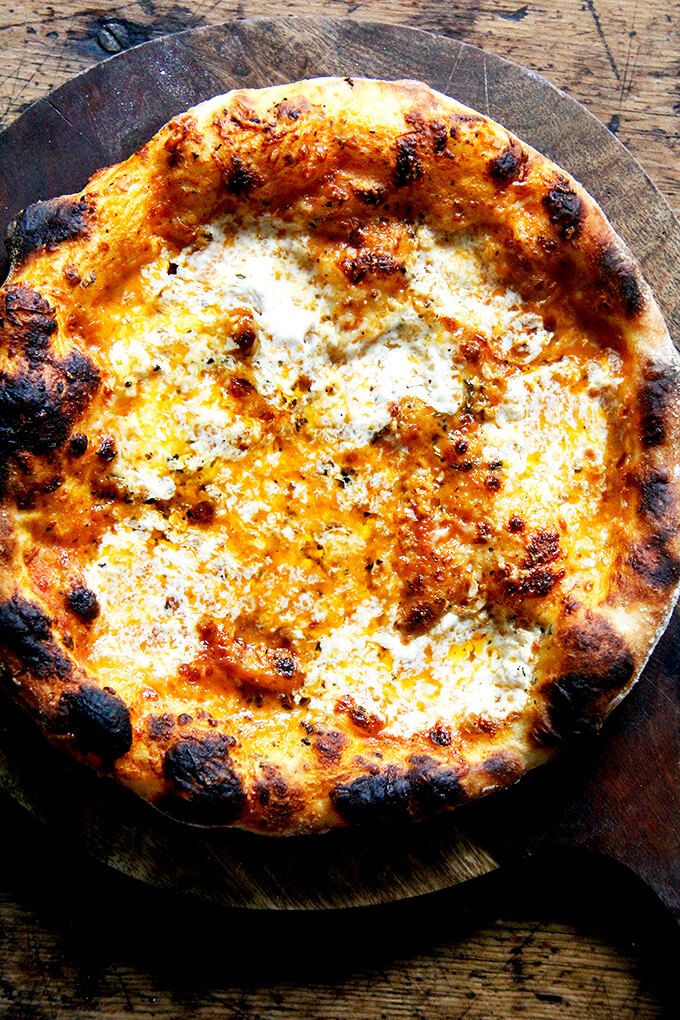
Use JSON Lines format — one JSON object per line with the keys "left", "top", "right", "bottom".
{"left": 0, "top": 77, "right": 678, "bottom": 834}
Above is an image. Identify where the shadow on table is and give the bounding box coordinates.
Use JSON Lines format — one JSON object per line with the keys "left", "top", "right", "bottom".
{"left": 0, "top": 790, "right": 677, "bottom": 1018}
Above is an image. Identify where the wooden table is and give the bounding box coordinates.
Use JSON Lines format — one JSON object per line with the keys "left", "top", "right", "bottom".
{"left": 0, "top": 2, "right": 678, "bottom": 1016}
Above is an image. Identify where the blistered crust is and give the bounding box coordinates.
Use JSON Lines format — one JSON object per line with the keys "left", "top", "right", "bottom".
{"left": 57, "top": 684, "right": 133, "bottom": 762}
{"left": 5, "top": 197, "right": 93, "bottom": 268}
{"left": 0, "top": 77, "right": 677, "bottom": 834}
{"left": 162, "top": 735, "right": 246, "bottom": 825}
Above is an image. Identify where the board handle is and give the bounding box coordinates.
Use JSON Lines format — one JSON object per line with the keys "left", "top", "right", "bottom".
{"left": 475, "top": 619, "right": 680, "bottom": 924}
{"left": 581, "top": 816, "right": 680, "bottom": 923}
{"left": 540, "top": 635, "right": 680, "bottom": 924}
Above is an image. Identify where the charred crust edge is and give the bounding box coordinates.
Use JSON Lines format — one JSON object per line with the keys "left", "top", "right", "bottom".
{"left": 542, "top": 177, "right": 583, "bottom": 240}
{"left": 488, "top": 140, "right": 528, "bottom": 185}
{"left": 481, "top": 751, "right": 523, "bottom": 785}
{"left": 1, "top": 286, "right": 57, "bottom": 364}
{"left": 331, "top": 755, "right": 465, "bottom": 824}
{"left": 533, "top": 614, "right": 635, "bottom": 746}
{"left": 597, "top": 243, "right": 644, "bottom": 317}
{"left": 630, "top": 536, "right": 680, "bottom": 590}
{"left": 252, "top": 762, "right": 296, "bottom": 830}
{"left": 0, "top": 595, "right": 71, "bottom": 678}
{"left": 5, "top": 196, "right": 93, "bottom": 266}
{"left": 637, "top": 470, "right": 675, "bottom": 526}
{"left": 163, "top": 735, "right": 245, "bottom": 825}
{"left": 0, "top": 347, "right": 100, "bottom": 462}
{"left": 58, "top": 684, "right": 132, "bottom": 762}
{"left": 638, "top": 362, "right": 680, "bottom": 449}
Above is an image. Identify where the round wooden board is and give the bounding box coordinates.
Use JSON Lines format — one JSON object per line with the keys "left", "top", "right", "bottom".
{"left": 0, "top": 17, "right": 679, "bottom": 912}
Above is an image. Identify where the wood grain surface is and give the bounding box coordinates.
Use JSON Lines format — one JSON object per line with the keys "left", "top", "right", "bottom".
{"left": 0, "top": 11, "right": 675, "bottom": 915}
{"left": 0, "top": 786, "right": 677, "bottom": 1018}
{"left": 0, "top": 1, "right": 679, "bottom": 1016}
{"left": 0, "top": 0, "right": 678, "bottom": 215}
{"left": 2, "top": 11, "right": 680, "bottom": 917}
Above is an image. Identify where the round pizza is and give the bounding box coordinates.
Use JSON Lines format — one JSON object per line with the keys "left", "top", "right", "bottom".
{"left": 0, "top": 77, "right": 678, "bottom": 834}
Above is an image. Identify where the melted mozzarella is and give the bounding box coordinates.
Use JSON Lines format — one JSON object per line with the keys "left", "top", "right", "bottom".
{"left": 480, "top": 356, "right": 616, "bottom": 511}
{"left": 83, "top": 512, "right": 250, "bottom": 680}
{"left": 80, "top": 211, "right": 621, "bottom": 734}
{"left": 85, "top": 514, "right": 539, "bottom": 729}
{"left": 410, "top": 226, "right": 554, "bottom": 362}
{"left": 304, "top": 601, "right": 539, "bottom": 734}
{"left": 155, "top": 221, "right": 467, "bottom": 447}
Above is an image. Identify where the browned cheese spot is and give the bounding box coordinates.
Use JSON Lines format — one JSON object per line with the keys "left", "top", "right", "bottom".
{"left": 225, "top": 155, "right": 264, "bottom": 196}
{"left": 488, "top": 140, "right": 528, "bottom": 185}
{"left": 5, "top": 195, "right": 94, "bottom": 266}
{"left": 639, "top": 362, "right": 679, "bottom": 448}
{"left": 392, "top": 133, "right": 423, "bottom": 188}
{"left": 196, "top": 617, "right": 305, "bottom": 694}
{"left": 542, "top": 176, "right": 583, "bottom": 240}
{"left": 340, "top": 249, "right": 406, "bottom": 285}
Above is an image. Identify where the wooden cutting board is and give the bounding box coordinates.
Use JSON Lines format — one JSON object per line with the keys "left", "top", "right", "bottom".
{"left": 1, "top": 16, "right": 679, "bottom": 916}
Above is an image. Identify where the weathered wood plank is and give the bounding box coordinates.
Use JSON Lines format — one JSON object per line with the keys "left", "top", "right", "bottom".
{"left": 1, "top": 14, "right": 679, "bottom": 918}
{"left": 0, "top": 1, "right": 677, "bottom": 212}
{"left": 0, "top": 3, "right": 678, "bottom": 1016}
{"left": 0, "top": 794, "right": 674, "bottom": 1018}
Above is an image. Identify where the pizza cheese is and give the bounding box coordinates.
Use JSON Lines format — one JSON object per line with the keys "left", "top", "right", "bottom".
{"left": 0, "top": 78, "right": 678, "bottom": 832}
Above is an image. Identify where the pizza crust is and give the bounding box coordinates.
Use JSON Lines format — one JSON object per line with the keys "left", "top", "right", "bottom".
{"left": 0, "top": 77, "right": 678, "bottom": 833}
